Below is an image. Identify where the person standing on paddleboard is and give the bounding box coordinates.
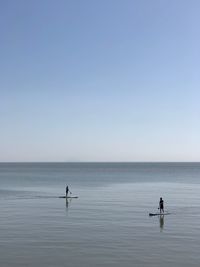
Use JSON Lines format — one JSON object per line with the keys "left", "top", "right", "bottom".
{"left": 66, "top": 186, "right": 72, "bottom": 197}
{"left": 66, "top": 186, "right": 69, "bottom": 197}
{"left": 159, "top": 197, "right": 164, "bottom": 213}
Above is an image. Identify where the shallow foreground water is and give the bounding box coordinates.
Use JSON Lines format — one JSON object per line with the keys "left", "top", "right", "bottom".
{"left": 1, "top": 163, "right": 200, "bottom": 267}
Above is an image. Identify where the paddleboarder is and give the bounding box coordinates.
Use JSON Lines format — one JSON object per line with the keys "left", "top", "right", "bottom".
{"left": 159, "top": 197, "right": 164, "bottom": 213}
{"left": 66, "top": 185, "right": 70, "bottom": 197}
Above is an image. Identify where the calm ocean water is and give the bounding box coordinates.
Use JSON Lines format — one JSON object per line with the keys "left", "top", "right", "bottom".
{"left": 1, "top": 162, "right": 200, "bottom": 267}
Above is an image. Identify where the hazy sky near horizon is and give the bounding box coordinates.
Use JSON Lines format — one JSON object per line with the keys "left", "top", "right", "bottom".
{"left": 0, "top": 0, "right": 200, "bottom": 162}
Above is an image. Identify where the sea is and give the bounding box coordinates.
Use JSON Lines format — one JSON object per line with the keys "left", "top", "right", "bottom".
{"left": 1, "top": 162, "right": 200, "bottom": 267}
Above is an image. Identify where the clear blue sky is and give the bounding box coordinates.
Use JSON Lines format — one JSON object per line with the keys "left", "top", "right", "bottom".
{"left": 0, "top": 0, "right": 200, "bottom": 162}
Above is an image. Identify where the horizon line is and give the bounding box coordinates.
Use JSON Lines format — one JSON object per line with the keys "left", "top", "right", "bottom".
{"left": 0, "top": 161, "right": 200, "bottom": 164}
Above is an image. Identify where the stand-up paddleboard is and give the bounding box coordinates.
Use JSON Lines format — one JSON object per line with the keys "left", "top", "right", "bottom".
{"left": 149, "top": 212, "right": 170, "bottom": 216}
{"left": 59, "top": 196, "right": 78, "bottom": 199}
